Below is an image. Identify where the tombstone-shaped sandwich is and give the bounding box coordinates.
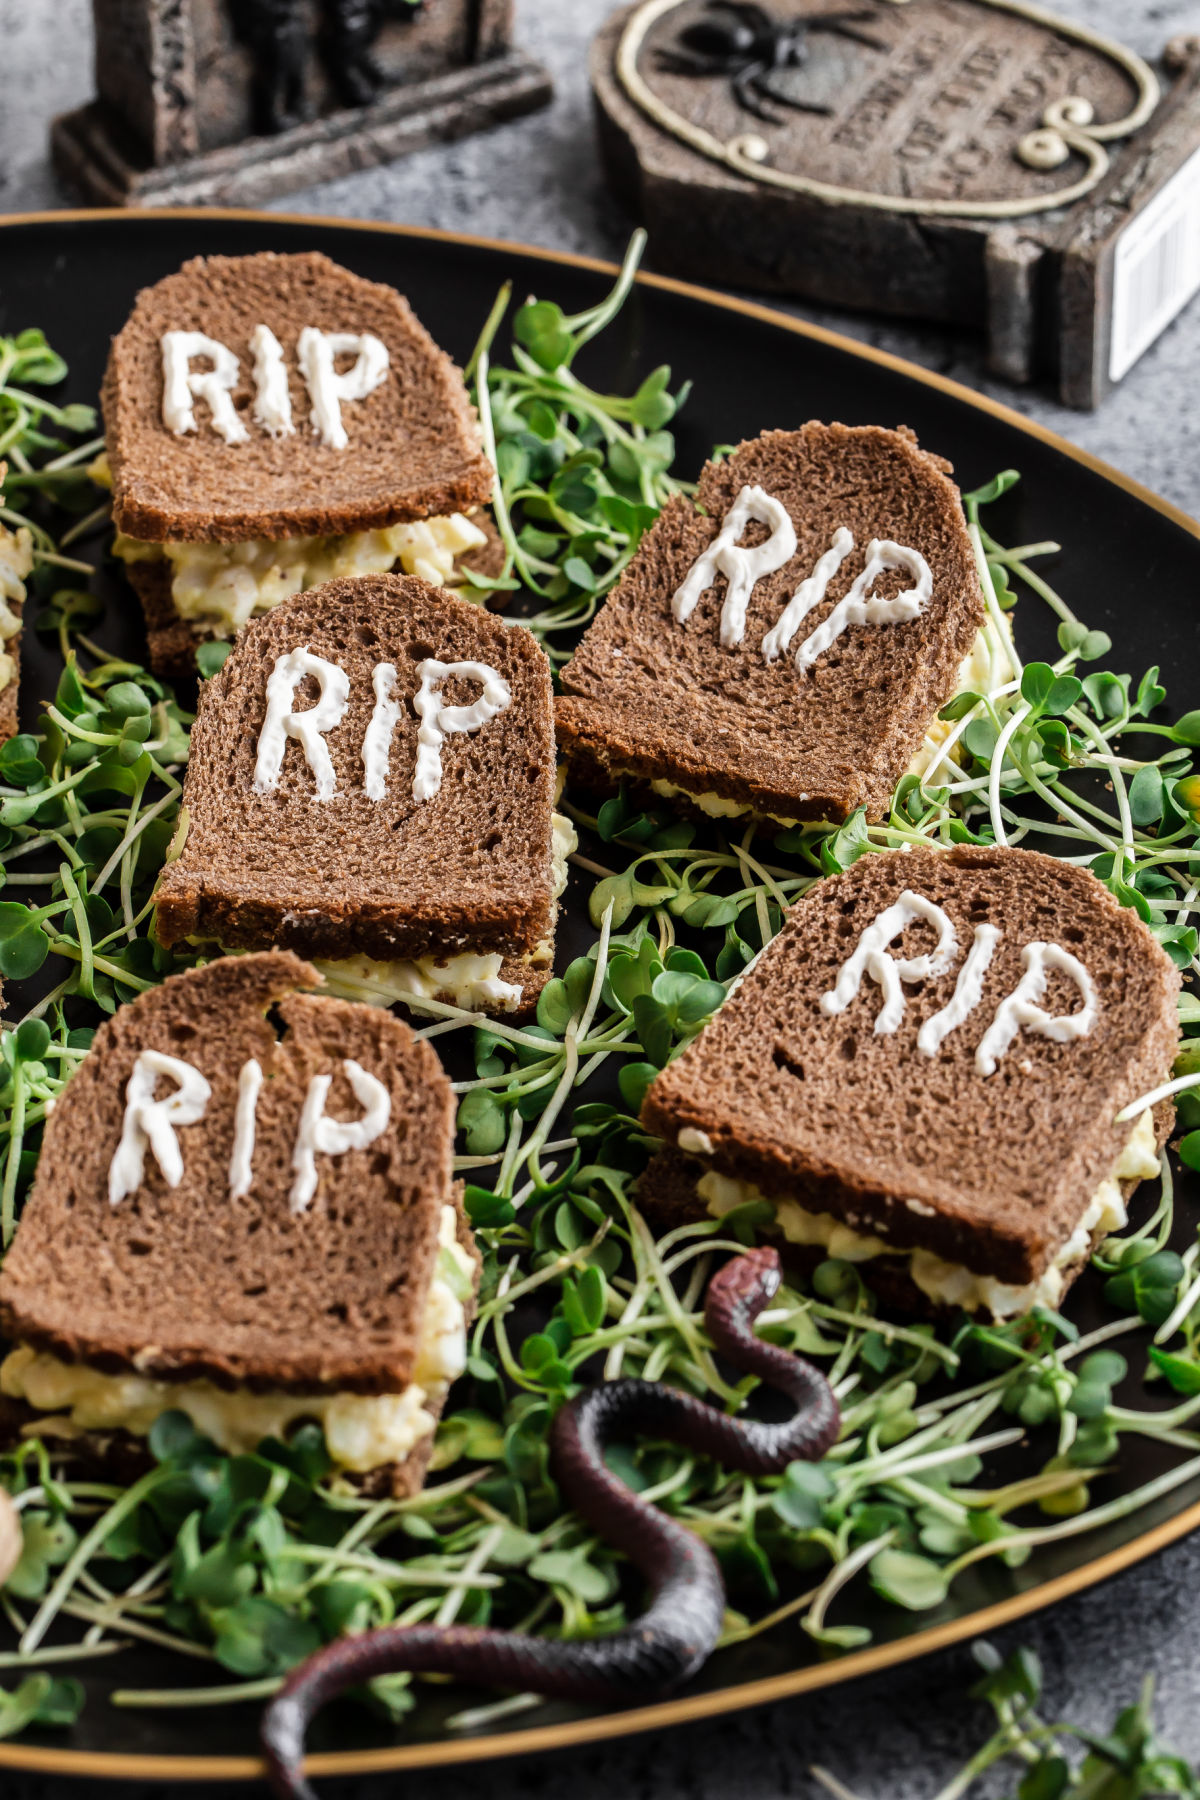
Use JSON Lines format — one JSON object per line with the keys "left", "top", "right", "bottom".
{"left": 103, "top": 251, "right": 498, "bottom": 676}
{"left": 640, "top": 847, "right": 1180, "bottom": 1320}
{"left": 154, "top": 574, "right": 571, "bottom": 1018}
{"left": 0, "top": 954, "right": 479, "bottom": 1495}
{"left": 556, "top": 424, "right": 986, "bottom": 825}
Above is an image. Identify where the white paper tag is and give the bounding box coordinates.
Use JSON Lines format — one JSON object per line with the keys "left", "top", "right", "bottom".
{"left": 1110, "top": 143, "right": 1200, "bottom": 383}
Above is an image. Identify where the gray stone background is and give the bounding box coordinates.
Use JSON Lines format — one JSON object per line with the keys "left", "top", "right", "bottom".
{"left": 2, "top": 1, "right": 1200, "bottom": 1795}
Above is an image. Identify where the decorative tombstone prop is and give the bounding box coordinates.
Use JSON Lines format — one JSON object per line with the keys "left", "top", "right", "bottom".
{"left": 592, "top": 0, "right": 1200, "bottom": 407}
{"left": 52, "top": 0, "right": 552, "bottom": 210}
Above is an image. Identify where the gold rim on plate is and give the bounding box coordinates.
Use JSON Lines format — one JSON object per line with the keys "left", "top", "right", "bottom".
{"left": 0, "top": 207, "right": 1196, "bottom": 1782}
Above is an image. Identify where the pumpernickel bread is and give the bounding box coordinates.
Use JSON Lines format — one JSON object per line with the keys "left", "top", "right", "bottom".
{"left": 556, "top": 424, "right": 985, "bottom": 824}
{"left": 640, "top": 1093, "right": 1176, "bottom": 1320}
{"left": 639, "top": 846, "right": 1179, "bottom": 1301}
{"left": 153, "top": 575, "right": 562, "bottom": 1016}
{"left": 0, "top": 952, "right": 479, "bottom": 1495}
{"left": 0, "top": 951, "right": 472, "bottom": 1389}
{"left": 102, "top": 251, "right": 493, "bottom": 544}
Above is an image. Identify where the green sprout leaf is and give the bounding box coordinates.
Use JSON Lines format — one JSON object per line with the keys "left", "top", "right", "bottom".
{"left": 869, "top": 1548, "right": 949, "bottom": 1611}
{"left": 196, "top": 641, "right": 233, "bottom": 679}
{"left": 820, "top": 808, "right": 871, "bottom": 874}
{"left": 1104, "top": 1251, "right": 1185, "bottom": 1328}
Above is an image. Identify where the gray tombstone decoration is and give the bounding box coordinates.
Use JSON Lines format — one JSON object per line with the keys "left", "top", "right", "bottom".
{"left": 52, "top": 0, "right": 551, "bottom": 212}
{"left": 592, "top": 0, "right": 1200, "bottom": 407}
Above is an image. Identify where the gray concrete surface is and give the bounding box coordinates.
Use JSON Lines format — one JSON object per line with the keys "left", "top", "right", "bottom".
{"left": 2, "top": 2, "right": 1200, "bottom": 1795}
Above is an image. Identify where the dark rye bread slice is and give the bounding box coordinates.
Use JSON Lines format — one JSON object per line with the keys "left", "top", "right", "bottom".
{"left": 0, "top": 951, "right": 478, "bottom": 1397}
{"left": 102, "top": 251, "right": 493, "bottom": 544}
{"left": 640, "top": 846, "right": 1180, "bottom": 1288}
{"left": 556, "top": 424, "right": 984, "bottom": 824}
{"left": 639, "top": 1097, "right": 1176, "bottom": 1319}
{"left": 123, "top": 510, "right": 507, "bottom": 680}
{"left": 154, "top": 576, "right": 559, "bottom": 987}
{"left": 0, "top": 1185, "right": 478, "bottom": 1501}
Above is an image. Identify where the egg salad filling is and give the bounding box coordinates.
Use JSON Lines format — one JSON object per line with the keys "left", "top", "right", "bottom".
{"left": 0, "top": 518, "right": 32, "bottom": 695}
{"left": 647, "top": 779, "right": 802, "bottom": 830}
{"left": 0, "top": 1207, "right": 474, "bottom": 1475}
{"left": 695, "top": 1108, "right": 1160, "bottom": 1322}
{"left": 112, "top": 511, "right": 489, "bottom": 638}
{"left": 315, "top": 813, "right": 577, "bottom": 1014}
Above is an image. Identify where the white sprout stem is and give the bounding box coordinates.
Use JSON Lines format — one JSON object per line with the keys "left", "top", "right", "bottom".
{"left": 21, "top": 1468, "right": 181, "bottom": 1655}
{"left": 1116, "top": 1070, "right": 1200, "bottom": 1122}
{"left": 434, "top": 1524, "right": 504, "bottom": 1630}
{"left": 948, "top": 1451, "right": 1200, "bottom": 1574}
{"left": 90, "top": 787, "right": 180, "bottom": 897}
{"left": 987, "top": 702, "right": 1031, "bottom": 847}
{"left": 802, "top": 1531, "right": 895, "bottom": 1638}
{"left": 1156, "top": 1264, "right": 1200, "bottom": 1345}
{"left": 970, "top": 521, "right": 1025, "bottom": 685}
{"left": 58, "top": 1600, "right": 216, "bottom": 1661}
{"left": 810, "top": 1767, "right": 867, "bottom": 1800}
{"left": 112, "top": 1676, "right": 283, "bottom": 1709}
{"left": 446, "top": 1691, "right": 543, "bottom": 1733}
{"left": 1068, "top": 708, "right": 1136, "bottom": 863}
{"left": 0, "top": 1639, "right": 128, "bottom": 1669}
{"left": 840, "top": 1429, "right": 1024, "bottom": 1495}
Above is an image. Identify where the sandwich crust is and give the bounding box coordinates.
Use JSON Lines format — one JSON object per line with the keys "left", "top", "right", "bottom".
{"left": 639, "top": 1097, "right": 1175, "bottom": 1319}
{"left": 102, "top": 251, "right": 493, "bottom": 544}
{"left": 640, "top": 846, "right": 1180, "bottom": 1288}
{"left": 0, "top": 1195, "right": 478, "bottom": 1500}
{"left": 0, "top": 952, "right": 466, "bottom": 1394}
{"left": 153, "top": 575, "right": 558, "bottom": 977}
{"left": 556, "top": 424, "right": 985, "bottom": 823}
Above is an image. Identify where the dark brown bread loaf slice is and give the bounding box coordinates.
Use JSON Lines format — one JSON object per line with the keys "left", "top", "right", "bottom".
{"left": 640, "top": 846, "right": 1180, "bottom": 1287}
{"left": 0, "top": 1185, "right": 478, "bottom": 1500}
{"left": 0, "top": 951, "right": 475, "bottom": 1395}
{"left": 102, "top": 251, "right": 493, "bottom": 544}
{"left": 556, "top": 424, "right": 984, "bottom": 823}
{"left": 639, "top": 1095, "right": 1176, "bottom": 1319}
{"left": 124, "top": 511, "right": 507, "bottom": 680}
{"left": 154, "top": 575, "right": 559, "bottom": 985}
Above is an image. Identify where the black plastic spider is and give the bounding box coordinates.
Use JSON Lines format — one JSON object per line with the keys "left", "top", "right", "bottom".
{"left": 657, "top": 1, "right": 887, "bottom": 124}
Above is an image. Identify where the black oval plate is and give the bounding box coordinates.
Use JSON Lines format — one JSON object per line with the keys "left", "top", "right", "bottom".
{"left": 0, "top": 209, "right": 1197, "bottom": 1784}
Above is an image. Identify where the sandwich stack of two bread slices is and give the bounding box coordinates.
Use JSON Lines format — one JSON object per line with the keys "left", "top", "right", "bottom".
{"left": 556, "top": 422, "right": 992, "bottom": 828}
{"left": 0, "top": 953, "right": 479, "bottom": 1497}
{"left": 102, "top": 251, "right": 502, "bottom": 677}
{"left": 639, "top": 845, "right": 1180, "bottom": 1322}
{"left": 153, "top": 572, "right": 574, "bottom": 1019}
